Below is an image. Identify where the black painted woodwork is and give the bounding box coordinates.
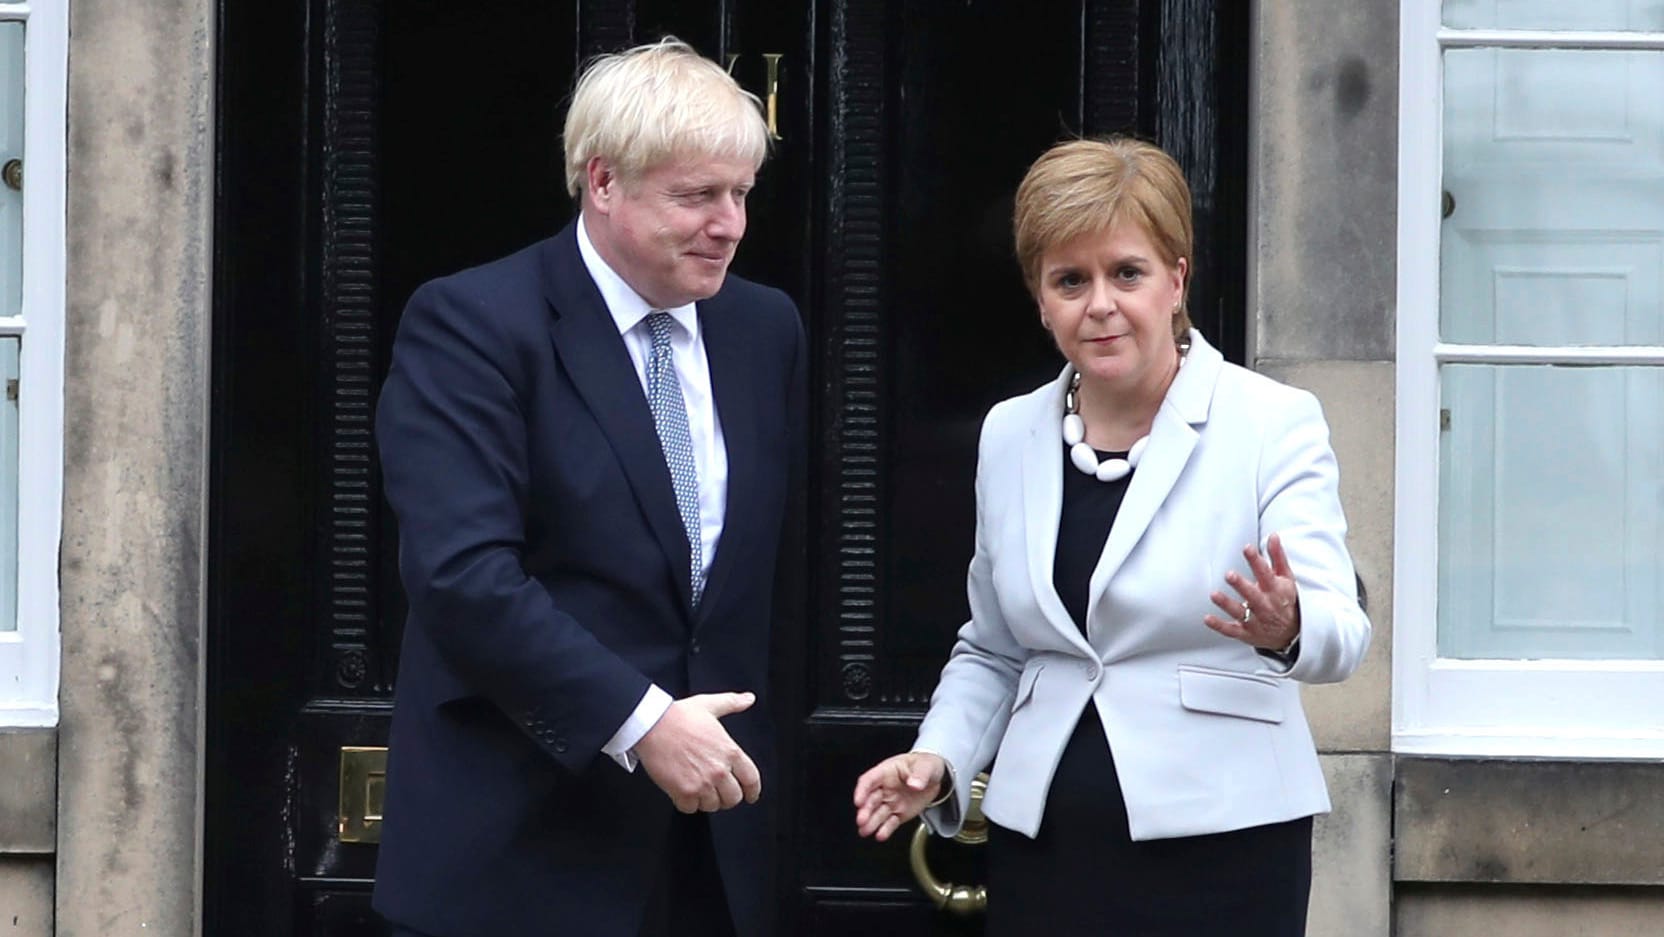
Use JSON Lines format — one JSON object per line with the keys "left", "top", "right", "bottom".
{"left": 207, "top": 2, "right": 1247, "bottom": 934}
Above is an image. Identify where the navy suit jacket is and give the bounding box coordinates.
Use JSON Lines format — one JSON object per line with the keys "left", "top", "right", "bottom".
{"left": 371, "top": 221, "right": 806, "bottom": 937}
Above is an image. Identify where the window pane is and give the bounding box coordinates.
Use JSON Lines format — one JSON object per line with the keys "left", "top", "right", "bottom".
{"left": 1441, "top": 48, "right": 1664, "bottom": 346}
{"left": 1445, "top": 0, "right": 1664, "bottom": 31}
{"left": 0, "top": 23, "right": 19, "bottom": 320}
{"left": 1438, "top": 364, "right": 1664, "bottom": 659}
{"left": 0, "top": 338, "right": 16, "bottom": 632}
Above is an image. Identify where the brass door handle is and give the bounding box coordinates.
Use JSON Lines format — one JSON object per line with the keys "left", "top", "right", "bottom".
{"left": 723, "top": 54, "right": 785, "bottom": 140}
{"left": 908, "top": 772, "right": 989, "bottom": 915}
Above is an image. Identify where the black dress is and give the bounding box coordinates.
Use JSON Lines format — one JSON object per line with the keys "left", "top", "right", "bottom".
{"left": 982, "top": 444, "right": 1313, "bottom": 937}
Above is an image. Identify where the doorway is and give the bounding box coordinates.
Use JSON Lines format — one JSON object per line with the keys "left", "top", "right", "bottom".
{"left": 206, "top": 2, "right": 1246, "bottom": 933}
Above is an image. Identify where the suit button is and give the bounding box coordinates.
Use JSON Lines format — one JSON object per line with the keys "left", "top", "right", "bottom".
{"left": 689, "top": 639, "right": 702, "bottom": 656}
{"left": 1085, "top": 663, "right": 1100, "bottom": 681}
{"left": 553, "top": 736, "right": 568, "bottom": 753}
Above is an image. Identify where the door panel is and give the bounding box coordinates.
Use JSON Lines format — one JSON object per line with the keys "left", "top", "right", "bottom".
{"left": 209, "top": 2, "right": 1246, "bottom": 934}
{"left": 803, "top": 4, "right": 1090, "bottom": 924}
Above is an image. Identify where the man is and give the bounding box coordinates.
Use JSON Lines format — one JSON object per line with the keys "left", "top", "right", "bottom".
{"left": 372, "top": 38, "right": 805, "bottom": 937}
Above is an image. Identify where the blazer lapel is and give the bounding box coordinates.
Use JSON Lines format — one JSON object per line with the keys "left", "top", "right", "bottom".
{"left": 1022, "top": 368, "right": 1098, "bottom": 655}
{"left": 540, "top": 225, "right": 697, "bottom": 615}
{"left": 691, "top": 291, "right": 754, "bottom": 628}
{"left": 1085, "top": 330, "right": 1222, "bottom": 615}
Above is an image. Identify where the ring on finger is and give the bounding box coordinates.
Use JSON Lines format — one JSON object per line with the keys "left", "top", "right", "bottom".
{"left": 1241, "top": 603, "right": 1254, "bottom": 625}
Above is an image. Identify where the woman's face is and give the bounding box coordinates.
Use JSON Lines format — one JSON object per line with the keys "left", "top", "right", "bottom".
{"left": 1036, "top": 221, "right": 1186, "bottom": 400}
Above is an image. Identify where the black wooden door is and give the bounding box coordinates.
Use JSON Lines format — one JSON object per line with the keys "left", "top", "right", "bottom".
{"left": 207, "top": 2, "right": 1245, "bottom": 934}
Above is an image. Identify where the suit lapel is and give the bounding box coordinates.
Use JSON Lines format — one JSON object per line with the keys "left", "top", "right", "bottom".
{"left": 693, "top": 292, "right": 754, "bottom": 628}
{"left": 1022, "top": 368, "right": 1098, "bottom": 656}
{"left": 1085, "top": 331, "right": 1222, "bottom": 622}
{"left": 540, "top": 225, "right": 697, "bottom": 615}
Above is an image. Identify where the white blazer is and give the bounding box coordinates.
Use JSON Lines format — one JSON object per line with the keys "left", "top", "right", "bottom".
{"left": 914, "top": 330, "right": 1370, "bottom": 842}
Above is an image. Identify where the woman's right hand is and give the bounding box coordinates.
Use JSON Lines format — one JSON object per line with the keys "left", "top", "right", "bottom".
{"left": 853, "top": 751, "right": 949, "bottom": 842}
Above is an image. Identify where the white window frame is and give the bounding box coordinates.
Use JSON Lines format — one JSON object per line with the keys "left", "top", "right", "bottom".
{"left": 1394, "top": 1, "right": 1664, "bottom": 759}
{"left": 0, "top": 1, "right": 65, "bottom": 727}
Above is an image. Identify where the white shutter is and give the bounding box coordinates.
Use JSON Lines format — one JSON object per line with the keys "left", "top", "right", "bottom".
{"left": 1395, "top": 0, "right": 1664, "bottom": 756}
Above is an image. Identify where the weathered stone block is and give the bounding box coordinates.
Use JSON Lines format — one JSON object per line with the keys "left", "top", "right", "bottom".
{"left": 1397, "top": 759, "right": 1664, "bottom": 885}
{"left": 1309, "top": 754, "right": 1392, "bottom": 936}
{"left": 1396, "top": 884, "right": 1664, "bottom": 937}
{"left": 0, "top": 857, "right": 53, "bottom": 937}
{"left": 0, "top": 730, "right": 55, "bottom": 854}
{"left": 1251, "top": 0, "right": 1399, "bottom": 361}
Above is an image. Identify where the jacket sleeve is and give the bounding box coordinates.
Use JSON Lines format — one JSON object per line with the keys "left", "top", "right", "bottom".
{"left": 913, "top": 406, "right": 1029, "bottom": 838}
{"left": 376, "top": 279, "right": 649, "bottom": 772}
{"left": 1256, "top": 388, "right": 1372, "bottom": 684}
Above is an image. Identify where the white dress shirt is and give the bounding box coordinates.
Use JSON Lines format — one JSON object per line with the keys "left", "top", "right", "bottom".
{"left": 578, "top": 216, "right": 728, "bottom": 770}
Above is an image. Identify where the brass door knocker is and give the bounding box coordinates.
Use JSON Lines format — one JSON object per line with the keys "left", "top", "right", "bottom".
{"left": 909, "top": 772, "right": 990, "bottom": 915}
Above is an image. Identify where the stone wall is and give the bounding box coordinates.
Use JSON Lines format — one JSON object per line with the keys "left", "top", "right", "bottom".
{"left": 1250, "top": 1, "right": 1664, "bottom": 935}
{"left": 1250, "top": 1, "right": 1399, "bottom": 933}
{"left": 51, "top": 0, "right": 215, "bottom": 934}
{"left": 1249, "top": 0, "right": 1400, "bottom": 761}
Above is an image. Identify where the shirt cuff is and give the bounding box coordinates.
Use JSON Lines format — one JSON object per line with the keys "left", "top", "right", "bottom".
{"left": 602, "top": 684, "right": 674, "bottom": 772}
{"left": 1256, "top": 633, "right": 1302, "bottom": 671}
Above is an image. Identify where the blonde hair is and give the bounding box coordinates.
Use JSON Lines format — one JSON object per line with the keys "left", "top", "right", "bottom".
{"left": 1013, "top": 137, "right": 1195, "bottom": 339}
{"left": 563, "top": 37, "right": 770, "bottom": 198}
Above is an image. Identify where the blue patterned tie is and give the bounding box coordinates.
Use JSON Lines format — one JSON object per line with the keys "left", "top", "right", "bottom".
{"left": 645, "top": 311, "right": 704, "bottom": 606}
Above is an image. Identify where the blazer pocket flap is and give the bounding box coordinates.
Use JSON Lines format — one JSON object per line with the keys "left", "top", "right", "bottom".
{"left": 1011, "top": 663, "right": 1044, "bottom": 713}
{"left": 1178, "top": 666, "right": 1285, "bottom": 723}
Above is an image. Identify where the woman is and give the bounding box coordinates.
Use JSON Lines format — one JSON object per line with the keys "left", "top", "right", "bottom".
{"left": 852, "top": 137, "right": 1370, "bottom": 935}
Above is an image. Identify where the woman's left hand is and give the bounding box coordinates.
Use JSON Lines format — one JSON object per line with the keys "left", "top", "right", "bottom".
{"left": 1205, "top": 532, "right": 1301, "bottom": 651}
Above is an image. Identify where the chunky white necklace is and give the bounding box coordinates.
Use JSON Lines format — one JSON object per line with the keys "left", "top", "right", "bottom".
{"left": 1062, "top": 371, "right": 1149, "bottom": 482}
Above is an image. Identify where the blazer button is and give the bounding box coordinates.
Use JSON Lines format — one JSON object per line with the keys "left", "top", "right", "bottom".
{"left": 1085, "top": 663, "right": 1100, "bottom": 681}
{"left": 689, "top": 639, "right": 702, "bottom": 656}
{"left": 553, "top": 736, "right": 568, "bottom": 754}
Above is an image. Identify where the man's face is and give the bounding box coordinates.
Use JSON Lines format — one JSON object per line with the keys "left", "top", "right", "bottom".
{"left": 585, "top": 153, "right": 757, "bottom": 308}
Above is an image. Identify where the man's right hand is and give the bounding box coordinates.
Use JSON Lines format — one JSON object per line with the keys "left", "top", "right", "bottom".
{"left": 634, "top": 692, "right": 762, "bottom": 813}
